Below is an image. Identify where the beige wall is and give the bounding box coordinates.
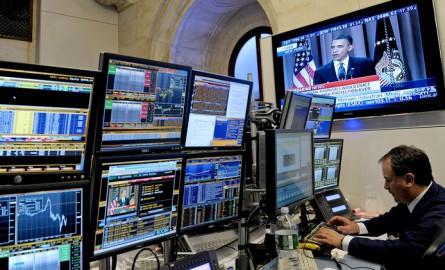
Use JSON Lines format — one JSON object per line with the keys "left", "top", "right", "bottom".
{"left": 38, "top": 0, "right": 118, "bottom": 70}
{"left": 0, "top": 0, "right": 38, "bottom": 63}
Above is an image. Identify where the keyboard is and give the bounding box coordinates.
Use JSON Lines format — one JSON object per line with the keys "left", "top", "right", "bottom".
{"left": 278, "top": 249, "right": 318, "bottom": 270}
{"left": 303, "top": 222, "right": 339, "bottom": 245}
{"left": 297, "top": 249, "right": 319, "bottom": 270}
{"left": 177, "top": 230, "right": 239, "bottom": 254}
{"left": 193, "top": 234, "right": 238, "bottom": 252}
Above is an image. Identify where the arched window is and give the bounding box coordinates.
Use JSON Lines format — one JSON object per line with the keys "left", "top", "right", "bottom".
{"left": 229, "top": 27, "right": 272, "bottom": 101}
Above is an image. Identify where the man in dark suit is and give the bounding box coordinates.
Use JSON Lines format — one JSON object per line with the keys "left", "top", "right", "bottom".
{"left": 313, "top": 35, "right": 375, "bottom": 85}
{"left": 314, "top": 145, "right": 445, "bottom": 270}
{"left": 118, "top": 188, "right": 130, "bottom": 207}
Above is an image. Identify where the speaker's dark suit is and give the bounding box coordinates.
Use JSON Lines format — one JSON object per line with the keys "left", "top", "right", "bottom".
{"left": 313, "top": 57, "right": 375, "bottom": 85}
{"left": 348, "top": 181, "right": 445, "bottom": 270}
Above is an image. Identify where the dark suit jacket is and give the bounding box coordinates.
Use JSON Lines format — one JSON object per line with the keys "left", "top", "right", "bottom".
{"left": 313, "top": 56, "right": 375, "bottom": 85}
{"left": 348, "top": 181, "right": 445, "bottom": 270}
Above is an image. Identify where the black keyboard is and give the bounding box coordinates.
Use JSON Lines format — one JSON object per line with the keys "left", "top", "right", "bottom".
{"left": 177, "top": 236, "right": 193, "bottom": 253}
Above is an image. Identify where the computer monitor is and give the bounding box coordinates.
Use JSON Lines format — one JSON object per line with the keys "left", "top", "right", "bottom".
{"left": 180, "top": 151, "right": 244, "bottom": 232}
{"left": 265, "top": 129, "right": 314, "bottom": 216}
{"left": 0, "top": 182, "right": 86, "bottom": 269}
{"left": 279, "top": 91, "right": 312, "bottom": 129}
{"left": 313, "top": 139, "right": 343, "bottom": 193}
{"left": 0, "top": 60, "right": 99, "bottom": 183}
{"left": 305, "top": 95, "right": 336, "bottom": 139}
{"left": 96, "top": 53, "right": 192, "bottom": 153}
{"left": 90, "top": 153, "right": 184, "bottom": 259}
{"left": 184, "top": 71, "right": 252, "bottom": 148}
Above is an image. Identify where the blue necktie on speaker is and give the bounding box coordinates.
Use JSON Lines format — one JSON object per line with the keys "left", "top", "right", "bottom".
{"left": 338, "top": 62, "right": 346, "bottom": 80}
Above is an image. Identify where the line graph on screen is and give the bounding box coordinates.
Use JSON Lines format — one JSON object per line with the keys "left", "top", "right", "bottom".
{"left": 17, "top": 191, "right": 80, "bottom": 242}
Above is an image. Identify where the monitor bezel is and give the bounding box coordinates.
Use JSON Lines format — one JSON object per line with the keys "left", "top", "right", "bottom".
{"left": 265, "top": 129, "right": 314, "bottom": 217}
{"left": 0, "top": 60, "right": 100, "bottom": 184}
{"left": 0, "top": 180, "right": 89, "bottom": 270}
{"left": 94, "top": 52, "right": 193, "bottom": 155}
{"left": 183, "top": 70, "right": 253, "bottom": 150}
{"left": 305, "top": 94, "right": 336, "bottom": 139}
{"left": 89, "top": 152, "right": 186, "bottom": 260}
{"left": 271, "top": 0, "right": 445, "bottom": 119}
{"left": 279, "top": 91, "right": 312, "bottom": 129}
{"left": 178, "top": 150, "right": 245, "bottom": 234}
{"left": 313, "top": 138, "right": 344, "bottom": 193}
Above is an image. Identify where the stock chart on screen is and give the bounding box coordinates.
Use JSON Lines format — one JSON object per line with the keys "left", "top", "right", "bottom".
{"left": 0, "top": 62, "right": 97, "bottom": 180}
{"left": 0, "top": 189, "right": 83, "bottom": 270}
{"left": 181, "top": 153, "right": 243, "bottom": 230}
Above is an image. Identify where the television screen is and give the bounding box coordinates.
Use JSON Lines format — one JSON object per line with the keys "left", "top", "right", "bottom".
{"left": 180, "top": 151, "right": 243, "bottom": 232}
{"left": 0, "top": 61, "right": 99, "bottom": 183}
{"left": 272, "top": 0, "right": 445, "bottom": 118}
{"left": 184, "top": 71, "right": 252, "bottom": 148}
{"left": 313, "top": 139, "right": 343, "bottom": 192}
{"left": 90, "top": 154, "right": 183, "bottom": 259}
{"left": 279, "top": 91, "right": 311, "bottom": 129}
{"left": 0, "top": 183, "right": 85, "bottom": 269}
{"left": 305, "top": 95, "right": 336, "bottom": 139}
{"left": 96, "top": 53, "right": 192, "bottom": 153}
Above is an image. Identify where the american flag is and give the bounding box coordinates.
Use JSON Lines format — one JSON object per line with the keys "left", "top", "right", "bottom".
{"left": 293, "top": 40, "right": 316, "bottom": 88}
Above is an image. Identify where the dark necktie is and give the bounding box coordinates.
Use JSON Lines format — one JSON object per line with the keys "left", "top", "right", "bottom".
{"left": 338, "top": 62, "right": 346, "bottom": 80}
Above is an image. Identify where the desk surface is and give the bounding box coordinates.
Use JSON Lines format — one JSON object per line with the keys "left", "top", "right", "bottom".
{"left": 211, "top": 226, "right": 381, "bottom": 270}
{"left": 261, "top": 254, "right": 381, "bottom": 270}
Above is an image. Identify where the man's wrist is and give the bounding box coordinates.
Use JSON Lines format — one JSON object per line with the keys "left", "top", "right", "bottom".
{"left": 339, "top": 235, "right": 345, "bottom": 249}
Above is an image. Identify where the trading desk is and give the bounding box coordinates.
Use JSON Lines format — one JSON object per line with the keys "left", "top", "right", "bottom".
{"left": 260, "top": 254, "right": 381, "bottom": 270}
{"left": 211, "top": 226, "right": 381, "bottom": 270}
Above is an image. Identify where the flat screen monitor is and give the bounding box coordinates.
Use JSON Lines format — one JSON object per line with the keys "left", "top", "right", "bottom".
{"left": 180, "top": 151, "right": 244, "bottom": 232}
{"left": 313, "top": 139, "right": 343, "bottom": 192}
{"left": 305, "top": 95, "right": 336, "bottom": 139}
{"left": 90, "top": 153, "right": 183, "bottom": 259}
{"left": 272, "top": 0, "right": 445, "bottom": 118}
{"left": 0, "top": 182, "right": 86, "bottom": 269}
{"left": 279, "top": 91, "right": 311, "bottom": 129}
{"left": 96, "top": 53, "right": 192, "bottom": 153}
{"left": 0, "top": 61, "right": 99, "bottom": 183}
{"left": 184, "top": 71, "right": 252, "bottom": 148}
{"left": 265, "top": 129, "right": 314, "bottom": 216}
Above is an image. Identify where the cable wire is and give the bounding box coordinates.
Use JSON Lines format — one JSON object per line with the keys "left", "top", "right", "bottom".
{"left": 131, "top": 247, "right": 160, "bottom": 270}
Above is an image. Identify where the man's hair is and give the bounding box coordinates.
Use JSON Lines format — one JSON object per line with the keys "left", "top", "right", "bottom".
{"left": 334, "top": 35, "right": 353, "bottom": 45}
{"left": 378, "top": 145, "right": 433, "bottom": 186}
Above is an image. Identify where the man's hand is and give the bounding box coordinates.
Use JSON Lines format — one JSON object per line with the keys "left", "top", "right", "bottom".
{"left": 312, "top": 227, "right": 344, "bottom": 248}
{"left": 328, "top": 215, "right": 359, "bottom": 234}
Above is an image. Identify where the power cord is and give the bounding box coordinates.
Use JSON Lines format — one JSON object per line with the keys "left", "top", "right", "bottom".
{"left": 335, "top": 259, "right": 377, "bottom": 270}
{"left": 131, "top": 247, "right": 160, "bottom": 270}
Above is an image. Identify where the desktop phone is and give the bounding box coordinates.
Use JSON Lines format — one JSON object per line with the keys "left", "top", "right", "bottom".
{"left": 311, "top": 188, "right": 355, "bottom": 221}
{"left": 168, "top": 251, "right": 219, "bottom": 270}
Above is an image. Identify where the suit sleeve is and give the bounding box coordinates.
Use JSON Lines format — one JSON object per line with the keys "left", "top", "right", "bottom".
{"left": 313, "top": 70, "right": 322, "bottom": 85}
{"left": 349, "top": 203, "right": 445, "bottom": 265}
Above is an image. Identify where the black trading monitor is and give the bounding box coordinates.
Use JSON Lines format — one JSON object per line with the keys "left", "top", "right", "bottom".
{"left": 184, "top": 71, "right": 252, "bottom": 148}
{"left": 97, "top": 53, "right": 192, "bottom": 153}
{"left": 313, "top": 139, "right": 343, "bottom": 192}
{"left": 265, "top": 129, "right": 314, "bottom": 216}
{"left": 279, "top": 91, "right": 312, "bottom": 129}
{"left": 91, "top": 153, "right": 183, "bottom": 259}
{"left": 0, "top": 182, "right": 86, "bottom": 269}
{"left": 180, "top": 151, "right": 244, "bottom": 232}
{"left": 0, "top": 60, "right": 99, "bottom": 183}
{"left": 305, "top": 95, "right": 336, "bottom": 139}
